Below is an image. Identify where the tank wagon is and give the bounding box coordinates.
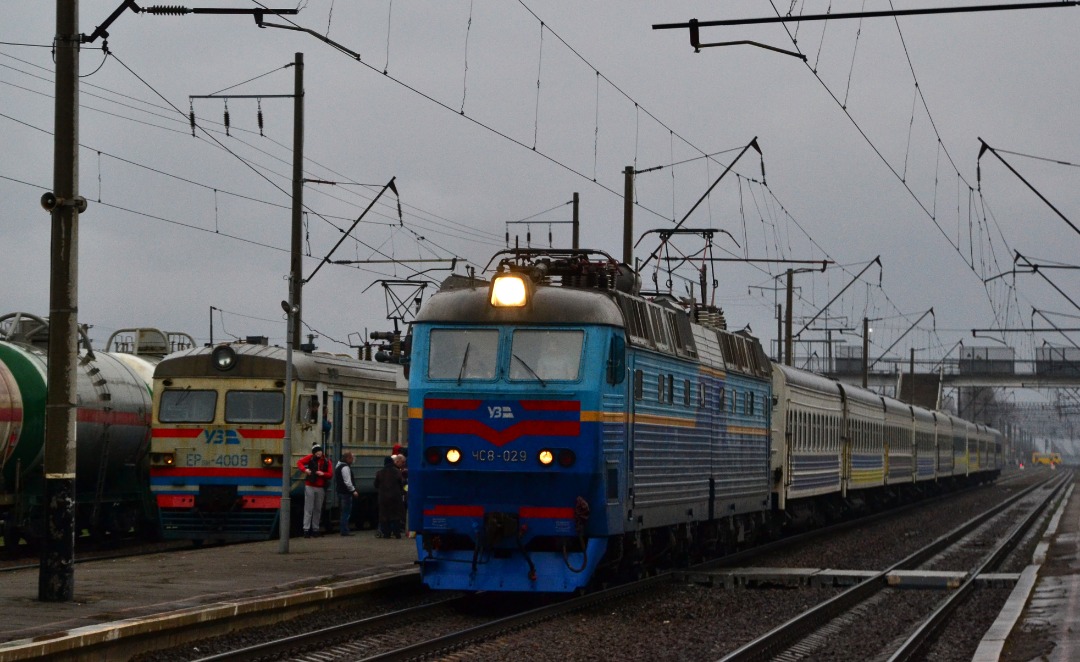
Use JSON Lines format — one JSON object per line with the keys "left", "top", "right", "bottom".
{"left": 149, "top": 342, "right": 408, "bottom": 543}
{"left": 0, "top": 312, "right": 194, "bottom": 547}
{"left": 406, "top": 249, "right": 1003, "bottom": 593}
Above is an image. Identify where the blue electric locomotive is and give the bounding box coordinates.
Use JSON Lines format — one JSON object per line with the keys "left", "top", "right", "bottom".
{"left": 407, "top": 249, "right": 773, "bottom": 592}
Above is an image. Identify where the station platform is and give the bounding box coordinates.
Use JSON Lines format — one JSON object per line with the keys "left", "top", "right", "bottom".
{"left": 978, "top": 473, "right": 1080, "bottom": 662}
{"left": 0, "top": 530, "right": 417, "bottom": 660}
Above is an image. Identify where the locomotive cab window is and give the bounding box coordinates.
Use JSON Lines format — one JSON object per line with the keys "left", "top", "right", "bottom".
{"left": 509, "top": 329, "right": 584, "bottom": 382}
{"left": 225, "top": 390, "right": 284, "bottom": 424}
{"left": 159, "top": 389, "right": 217, "bottom": 423}
{"left": 428, "top": 328, "right": 499, "bottom": 381}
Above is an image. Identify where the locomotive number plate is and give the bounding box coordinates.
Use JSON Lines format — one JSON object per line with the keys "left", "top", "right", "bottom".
{"left": 471, "top": 449, "right": 527, "bottom": 463}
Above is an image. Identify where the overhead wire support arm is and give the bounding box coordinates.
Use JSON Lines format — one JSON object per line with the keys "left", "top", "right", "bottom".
{"left": 305, "top": 177, "right": 399, "bottom": 284}
{"left": 638, "top": 137, "right": 760, "bottom": 271}
{"left": 978, "top": 138, "right": 1080, "bottom": 238}
{"left": 868, "top": 308, "right": 934, "bottom": 372}
{"left": 82, "top": 1, "right": 299, "bottom": 44}
{"left": 654, "top": 4, "right": 1080, "bottom": 55}
{"left": 1015, "top": 252, "right": 1080, "bottom": 314}
{"left": 794, "top": 256, "right": 881, "bottom": 339}
{"left": 653, "top": 3, "right": 1080, "bottom": 29}
{"left": 255, "top": 14, "right": 362, "bottom": 61}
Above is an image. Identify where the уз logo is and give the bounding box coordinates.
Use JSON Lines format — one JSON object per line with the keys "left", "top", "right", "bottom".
{"left": 487, "top": 405, "right": 514, "bottom": 419}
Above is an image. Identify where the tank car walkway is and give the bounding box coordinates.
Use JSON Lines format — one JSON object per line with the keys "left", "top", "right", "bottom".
{"left": 0, "top": 532, "right": 416, "bottom": 660}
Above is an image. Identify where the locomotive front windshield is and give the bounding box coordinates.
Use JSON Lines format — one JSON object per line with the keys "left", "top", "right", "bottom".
{"left": 428, "top": 329, "right": 499, "bottom": 380}
{"left": 224, "top": 390, "right": 284, "bottom": 424}
{"left": 509, "top": 329, "right": 583, "bottom": 382}
{"left": 158, "top": 389, "right": 217, "bottom": 423}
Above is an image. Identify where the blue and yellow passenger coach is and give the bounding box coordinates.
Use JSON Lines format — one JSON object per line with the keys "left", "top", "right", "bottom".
{"left": 407, "top": 249, "right": 773, "bottom": 592}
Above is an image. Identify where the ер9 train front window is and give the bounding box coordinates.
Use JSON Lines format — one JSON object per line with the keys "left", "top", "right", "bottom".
{"left": 509, "top": 329, "right": 584, "bottom": 382}
{"left": 225, "top": 390, "right": 284, "bottom": 423}
{"left": 428, "top": 329, "right": 499, "bottom": 381}
{"left": 159, "top": 389, "right": 217, "bottom": 423}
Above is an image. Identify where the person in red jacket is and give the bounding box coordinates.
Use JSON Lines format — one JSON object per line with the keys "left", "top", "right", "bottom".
{"left": 297, "top": 445, "right": 331, "bottom": 538}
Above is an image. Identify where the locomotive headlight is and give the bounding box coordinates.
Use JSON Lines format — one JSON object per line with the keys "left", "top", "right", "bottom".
{"left": 211, "top": 345, "right": 237, "bottom": 371}
{"left": 538, "top": 449, "right": 554, "bottom": 466}
{"left": 446, "top": 448, "right": 462, "bottom": 464}
{"left": 261, "top": 454, "right": 281, "bottom": 467}
{"left": 151, "top": 452, "right": 175, "bottom": 467}
{"left": 490, "top": 274, "right": 528, "bottom": 307}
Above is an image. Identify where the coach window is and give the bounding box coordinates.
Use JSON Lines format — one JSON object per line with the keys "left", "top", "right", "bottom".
{"left": 730, "top": 388, "right": 738, "bottom": 414}
{"left": 718, "top": 386, "right": 726, "bottom": 411}
{"left": 667, "top": 375, "right": 674, "bottom": 404}
{"left": 656, "top": 374, "right": 664, "bottom": 401}
{"left": 159, "top": 389, "right": 217, "bottom": 423}
{"left": 225, "top": 390, "right": 284, "bottom": 424}
{"left": 509, "top": 329, "right": 584, "bottom": 381}
{"left": 428, "top": 328, "right": 499, "bottom": 380}
{"left": 389, "top": 404, "right": 401, "bottom": 444}
{"left": 634, "top": 369, "right": 644, "bottom": 400}
{"left": 683, "top": 379, "right": 691, "bottom": 407}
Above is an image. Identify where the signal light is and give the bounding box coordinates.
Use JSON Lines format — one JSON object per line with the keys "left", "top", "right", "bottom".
{"left": 425, "top": 447, "right": 442, "bottom": 465}
{"left": 557, "top": 449, "right": 576, "bottom": 467}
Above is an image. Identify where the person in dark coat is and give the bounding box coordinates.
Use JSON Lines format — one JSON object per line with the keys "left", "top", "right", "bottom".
{"left": 374, "top": 456, "right": 406, "bottom": 538}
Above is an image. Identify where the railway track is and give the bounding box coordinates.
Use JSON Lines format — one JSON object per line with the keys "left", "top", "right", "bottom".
{"left": 144, "top": 474, "right": 1048, "bottom": 662}
{"left": 719, "top": 471, "right": 1070, "bottom": 661}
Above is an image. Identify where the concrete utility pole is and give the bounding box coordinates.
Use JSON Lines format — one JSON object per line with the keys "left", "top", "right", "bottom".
{"left": 785, "top": 269, "right": 794, "bottom": 366}
{"left": 289, "top": 52, "right": 305, "bottom": 350}
{"left": 572, "top": 192, "right": 579, "bottom": 250}
{"left": 282, "top": 51, "right": 304, "bottom": 553}
{"left": 41, "top": 0, "right": 83, "bottom": 603}
{"left": 622, "top": 166, "right": 633, "bottom": 265}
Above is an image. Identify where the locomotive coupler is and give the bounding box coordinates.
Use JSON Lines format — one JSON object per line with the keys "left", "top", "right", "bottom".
{"left": 483, "top": 511, "right": 519, "bottom": 546}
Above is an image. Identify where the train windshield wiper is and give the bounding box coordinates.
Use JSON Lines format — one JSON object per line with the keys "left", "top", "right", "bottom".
{"left": 457, "top": 343, "right": 471, "bottom": 385}
{"left": 512, "top": 353, "right": 546, "bottom": 388}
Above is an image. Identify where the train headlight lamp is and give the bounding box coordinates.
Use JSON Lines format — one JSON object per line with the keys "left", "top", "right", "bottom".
{"left": 150, "top": 452, "right": 175, "bottom": 467}
{"left": 538, "top": 449, "right": 554, "bottom": 466}
{"left": 490, "top": 274, "right": 529, "bottom": 307}
{"left": 446, "top": 448, "right": 462, "bottom": 464}
{"left": 261, "top": 454, "right": 281, "bottom": 467}
{"left": 211, "top": 345, "right": 237, "bottom": 372}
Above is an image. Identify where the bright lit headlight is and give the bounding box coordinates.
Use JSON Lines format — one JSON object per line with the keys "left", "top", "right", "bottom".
{"left": 446, "top": 448, "right": 462, "bottom": 464}
{"left": 490, "top": 274, "right": 528, "bottom": 307}
{"left": 538, "top": 449, "right": 554, "bottom": 466}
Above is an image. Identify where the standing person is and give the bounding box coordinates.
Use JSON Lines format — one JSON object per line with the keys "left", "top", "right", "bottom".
{"left": 335, "top": 451, "right": 359, "bottom": 536}
{"left": 393, "top": 453, "right": 411, "bottom": 538}
{"left": 297, "top": 445, "right": 331, "bottom": 538}
{"left": 374, "top": 456, "right": 405, "bottom": 539}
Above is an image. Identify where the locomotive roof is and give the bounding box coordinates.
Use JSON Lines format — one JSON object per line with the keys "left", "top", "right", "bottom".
{"left": 155, "top": 343, "right": 406, "bottom": 388}
{"left": 415, "top": 283, "right": 626, "bottom": 326}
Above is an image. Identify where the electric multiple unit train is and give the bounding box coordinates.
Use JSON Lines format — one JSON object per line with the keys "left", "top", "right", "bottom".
{"left": 148, "top": 342, "right": 408, "bottom": 543}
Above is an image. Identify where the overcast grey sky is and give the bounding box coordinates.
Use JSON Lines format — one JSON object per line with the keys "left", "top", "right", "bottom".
{"left": 2, "top": 2, "right": 1079, "bottom": 407}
